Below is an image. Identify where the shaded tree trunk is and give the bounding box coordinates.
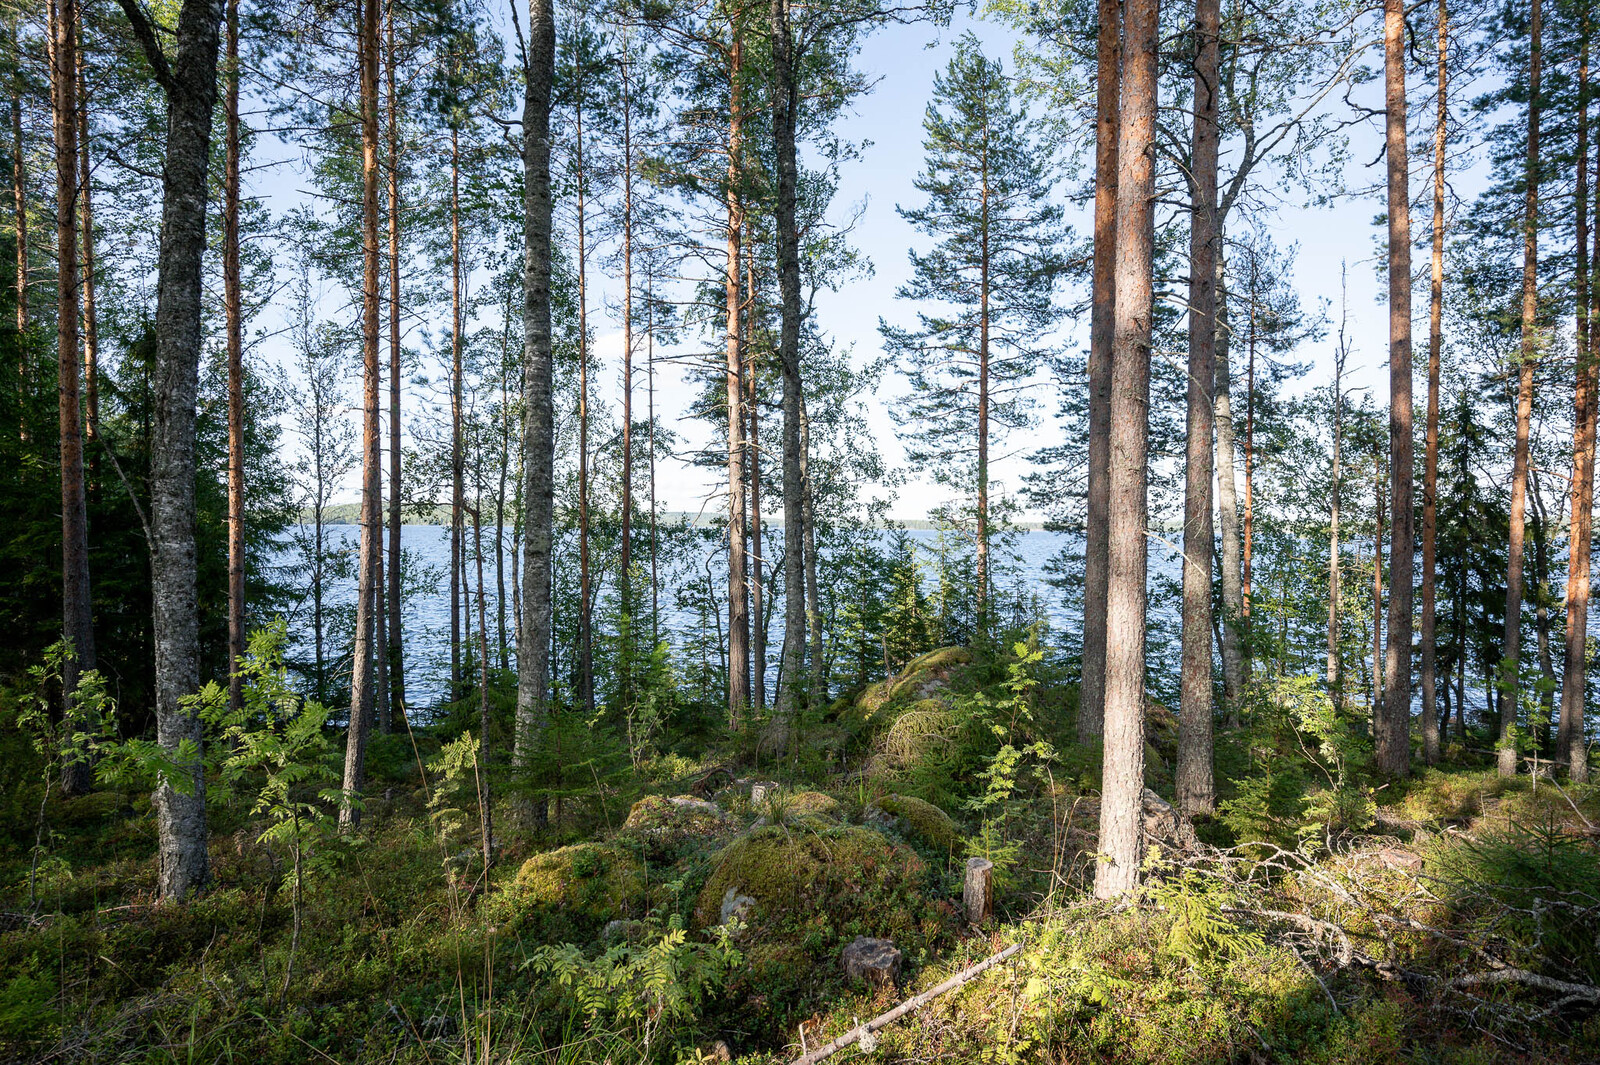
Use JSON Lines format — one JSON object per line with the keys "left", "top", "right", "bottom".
{"left": 1176, "top": 0, "right": 1218, "bottom": 822}
{"left": 224, "top": 0, "right": 245, "bottom": 718}
{"left": 1380, "top": 0, "right": 1414, "bottom": 779}
{"left": 76, "top": 49, "right": 96, "bottom": 444}
{"left": 801, "top": 393, "right": 822, "bottom": 704}
{"left": 746, "top": 241, "right": 766, "bottom": 710}
{"left": 573, "top": 95, "right": 594, "bottom": 717}
{"left": 1372, "top": 447, "right": 1384, "bottom": 720}
{"left": 339, "top": 0, "right": 383, "bottom": 829}
{"left": 1502, "top": 0, "right": 1541, "bottom": 777}
{"left": 384, "top": 0, "right": 405, "bottom": 726}
{"left": 450, "top": 126, "right": 464, "bottom": 701}
{"left": 114, "top": 0, "right": 224, "bottom": 899}
{"left": 516, "top": 0, "right": 556, "bottom": 784}
{"left": 724, "top": 33, "right": 750, "bottom": 724}
{"left": 1079, "top": 0, "right": 1119, "bottom": 742}
{"left": 51, "top": 0, "right": 94, "bottom": 797}
{"left": 1215, "top": 264, "right": 1244, "bottom": 712}
{"left": 11, "top": 10, "right": 27, "bottom": 339}
{"left": 772, "top": 0, "right": 806, "bottom": 722}
{"left": 1094, "top": 0, "right": 1157, "bottom": 901}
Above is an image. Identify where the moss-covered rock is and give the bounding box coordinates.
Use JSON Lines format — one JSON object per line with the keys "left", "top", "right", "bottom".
{"left": 772, "top": 790, "right": 843, "bottom": 824}
{"left": 619, "top": 794, "right": 730, "bottom": 859}
{"left": 850, "top": 647, "right": 975, "bottom": 725}
{"left": 693, "top": 825, "right": 928, "bottom": 933}
{"left": 866, "top": 794, "right": 961, "bottom": 852}
{"left": 513, "top": 843, "right": 646, "bottom": 923}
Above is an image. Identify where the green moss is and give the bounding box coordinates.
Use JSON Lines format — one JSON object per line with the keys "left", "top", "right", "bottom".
{"left": 619, "top": 794, "right": 729, "bottom": 860}
{"left": 513, "top": 843, "right": 646, "bottom": 922}
{"left": 777, "top": 791, "right": 843, "bottom": 823}
{"left": 693, "top": 825, "right": 929, "bottom": 932}
{"left": 870, "top": 794, "right": 960, "bottom": 852}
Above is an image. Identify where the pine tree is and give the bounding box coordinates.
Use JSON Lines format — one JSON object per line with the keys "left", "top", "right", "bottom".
{"left": 879, "top": 35, "right": 1065, "bottom": 627}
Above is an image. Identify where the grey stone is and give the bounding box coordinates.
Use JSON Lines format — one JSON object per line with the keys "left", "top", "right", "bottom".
{"left": 719, "top": 886, "right": 756, "bottom": 926}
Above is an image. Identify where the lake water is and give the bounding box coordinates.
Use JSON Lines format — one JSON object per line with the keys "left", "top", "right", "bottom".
{"left": 281, "top": 523, "right": 1190, "bottom": 710}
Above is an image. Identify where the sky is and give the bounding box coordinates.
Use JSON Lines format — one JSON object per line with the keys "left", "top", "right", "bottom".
{"left": 260, "top": 2, "right": 1481, "bottom": 522}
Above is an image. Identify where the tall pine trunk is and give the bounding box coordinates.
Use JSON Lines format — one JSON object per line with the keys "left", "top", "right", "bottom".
{"left": 384, "top": 0, "right": 405, "bottom": 725}
{"left": 1079, "top": 0, "right": 1119, "bottom": 742}
{"left": 224, "top": 0, "right": 245, "bottom": 717}
{"left": 1095, "top": 0, "right": 1158, "bottom": 901}
{"left": 77, "top": 49, "right": 97, "bottom": 444}
{"left": 1176, "top": 0, "right": 1218, "bottom": 822}
{"left": 772, "top": 0, "right": 806, "bottom": 722}
{"left": 746, "top": 243, "right": 766, "bottom": 709}
{"left": 449, "top": 127, "right": 464, "bottom": 700}
{"left": 573, "top": 92, "right": 594, "bottom": 717}
{"left": 516, "top": 0, "right": 557, "bottom": 780}
{"left": 1561, "top": 34, "right": 1597, "bottom": 782}
{"left": 619, "top": 44, "right": 636, "bottom": 700}
{"left": 1501, "top": 0, "right": 1541, "bottom": 777}
{"left": 1379, "top": 0, "right": 1414, "bottom": 779}
{"left": 724, "top": 32, "right": 750, "bottom": 724}
{"left": 1215, "top": 264, "right": 1245, "bottom": 711}
{"left": 1372, "top": 447, "right": 1384, "bottom": 718}
{"left": 801, "top": 393, "right": 822, "bottom": 703}
{"left": 114, "top": 0, "right": 224, "bottom": 899}
{"left": 1421, "top": 0, "right": 1448, "bottom": 765}
{"left": 11, "top": 9, "right": 27, "bottom": 338}
{"left": 1329, "top": 300, "right": 1348, "bottom": 697}
{"left": 51, "top": 0, "right": 94, "bottom": 797}
{"left": 339, "top": 0, "right": 383, "bottom": 828}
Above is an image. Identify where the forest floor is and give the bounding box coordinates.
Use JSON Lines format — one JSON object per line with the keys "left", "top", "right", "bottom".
{"left": 2, "top": 647, "right": 1598, "bottom": 1064}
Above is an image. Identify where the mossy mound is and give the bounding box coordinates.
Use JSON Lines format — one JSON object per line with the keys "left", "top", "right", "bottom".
{"left": 850, "top": 647, "right": 975, "bottom": 725}
{"left": 619, "top": 794, "right": 730, "bottom": 859}
{"left": 772, "top": 790, "right": 843, "bottom": 823}
{"left": 693, "top": 825, "right": 929, "bottom": 934}
{"left": 867, "top": 794, "right": 960, "bottom": 852}
{"left": 513, "top": 843, "right": 646, "bottom": 923}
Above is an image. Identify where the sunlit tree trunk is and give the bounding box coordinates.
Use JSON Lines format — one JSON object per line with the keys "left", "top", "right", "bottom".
{"left": 1421, "top": 0, "right": 1448, "bottom": 765}
{"left": 1079, "top": 0, "right": 1119, "bottom": 742}
{"left": 1561, "top": 54, "right": 1598, "bottom": 783}
{"left": 1379, "top": 0, "right": 1414, "bottom": 779}
{"left": 1095, "top": 0, "right": 1157, "bottom": 901}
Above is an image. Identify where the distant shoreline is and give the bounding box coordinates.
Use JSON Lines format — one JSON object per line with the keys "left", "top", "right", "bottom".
{"left": 299, "top": 504, "right": 1051, "bottom": 532}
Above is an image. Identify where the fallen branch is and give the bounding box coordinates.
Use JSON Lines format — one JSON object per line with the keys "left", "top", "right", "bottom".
{"left": 1452, "top": 966, "right": 1600, "bottom": 1003}
{"left": 790, "top": 943, "right": 1023, "bottom": 1065}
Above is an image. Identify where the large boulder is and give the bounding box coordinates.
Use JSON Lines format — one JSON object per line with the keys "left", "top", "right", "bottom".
{"left": 865, "top": 794, "right": 961, "bottom": 852}
{"left": 761, "top": 790, "right": 844, "bottom": 825}
{"left": 620, "top": 794, "right": 730, "bottom": 859}
{"left": 514, "top": 843, "right": 646, "bottom": 923}
{"left": 693, "top": 825, "right": 928, "bottom": 934}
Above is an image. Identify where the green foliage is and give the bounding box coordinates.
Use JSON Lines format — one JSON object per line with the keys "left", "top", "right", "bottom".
{"left": 1431, "top": 816, "right": 1600, "bottom": 984}
{"left": 1151, "top": 870, "right": 1265, "bottom": 972}
{"left": 526, "top": 919, "right": 741, "bottom": 1062}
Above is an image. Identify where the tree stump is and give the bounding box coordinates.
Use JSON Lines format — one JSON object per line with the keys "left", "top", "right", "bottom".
{"left": 964, "top": 857, "right": 993, "bottom": 925}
